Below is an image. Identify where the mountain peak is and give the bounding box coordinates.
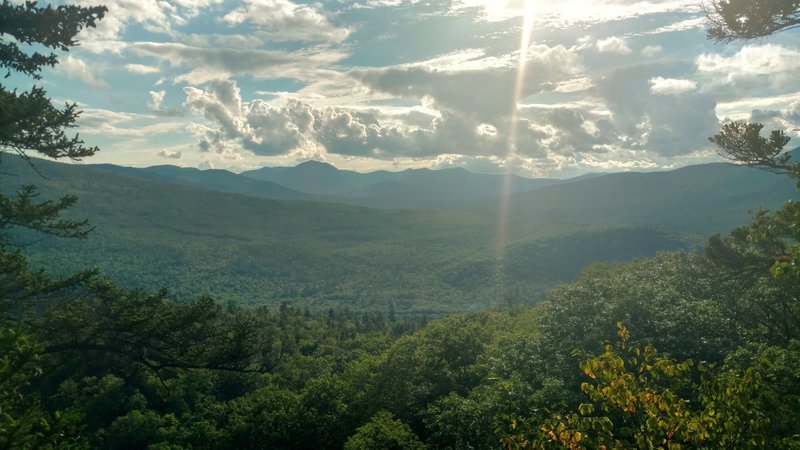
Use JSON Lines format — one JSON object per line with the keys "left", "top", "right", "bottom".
{"left": 295, "top": 160, "right": 337, "bottom": 171}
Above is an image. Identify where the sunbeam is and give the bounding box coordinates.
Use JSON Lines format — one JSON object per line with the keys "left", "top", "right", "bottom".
{"left": 495, "top": 0, "right": 537, "bottom": 305}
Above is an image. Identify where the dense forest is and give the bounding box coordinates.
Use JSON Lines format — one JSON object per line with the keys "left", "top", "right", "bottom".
{"left": 2, "top": 0, "right": 800, "bottom": 449}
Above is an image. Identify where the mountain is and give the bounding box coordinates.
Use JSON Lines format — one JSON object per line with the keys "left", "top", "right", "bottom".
{"left": 1, "top": 155, "right": 696, "bottom": 314}
{"left": 241, "top": 162, "right": 560, "bottom": 208}
{"left": 87, "top": 161, "right": 564, "bottom": 209}
{"left": 476, "top": 162, "right": 798, "bottom": 235}
{"left": 93, "top": 163, "right": 309, "bottom": 201}
{"left": 242, "top": 160, "right": 369, "bottom": 195}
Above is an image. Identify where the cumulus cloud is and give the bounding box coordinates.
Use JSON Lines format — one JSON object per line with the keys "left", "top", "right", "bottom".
{"left": 57, "top": 55, "right": 110, "bottom": 89}
{"left": 596, "top": 36, "right": 632, "bottom": 54}
{"left": 221, "top": 0, "right": 350, "bottom": 42}
{"left": 649, "top": 77, "right": 697, "bottom": 95}
{"left": 47, "top": 0, "right": 799, "bottom": 175}
{"left": 745, "top": 101, "right": 800, "bottom": 138}
{"left": 697, "top": 44, "right": 800, "bottom": 91}
{"left": 595, "top": 64, "right": 719, "bottom": 156}
{"left": 641, "top": 45, "right": 662, "bottom": 57}
{"left": 74, "top": 0, "right": 227, "bottom": 51}
{"left": 351, "top": 44, "right": 584, "bottom": 121}
{"left": 149, "top": 90, "right": 184, "bottom": 116}
{"left": 182, "top": 80, "right": 555, "bottom": 159}
{"left": 158, "top": 149, "right": 183, "bottom": 159}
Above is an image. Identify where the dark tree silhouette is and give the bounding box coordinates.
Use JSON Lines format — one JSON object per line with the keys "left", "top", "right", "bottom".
{"left": 704, "top": 0, "right": 800, "bottom": 42}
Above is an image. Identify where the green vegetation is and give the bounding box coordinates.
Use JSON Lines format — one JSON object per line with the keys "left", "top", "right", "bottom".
{"left": 3, "top": 155, "right": 696, "bottom": 314}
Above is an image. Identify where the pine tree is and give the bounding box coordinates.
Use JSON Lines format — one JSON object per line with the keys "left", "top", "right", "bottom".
{"left": 704, "top": 0, "right": 800, "bottom": 42}
{"left": 0, "top": 0, "right": 106, "bottom": 310}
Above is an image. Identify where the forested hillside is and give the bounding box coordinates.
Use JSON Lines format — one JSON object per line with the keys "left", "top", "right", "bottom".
{"left": 477, "top": 160, "right": 799, "bottom": 234}
{"left": 3, "top": 155, "right": 695, "bottom": 313}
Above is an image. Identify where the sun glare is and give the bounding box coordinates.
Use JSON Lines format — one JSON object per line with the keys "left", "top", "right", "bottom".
{"left": 495, "top": 0, "right": 537, "bottom": 302}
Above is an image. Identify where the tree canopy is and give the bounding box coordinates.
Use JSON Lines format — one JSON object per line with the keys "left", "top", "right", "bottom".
{"left": 704, "top": 0, "right": 800, "bottom": 42}
{"left": 0, "top": 0, "right": 106, "bottom": 162}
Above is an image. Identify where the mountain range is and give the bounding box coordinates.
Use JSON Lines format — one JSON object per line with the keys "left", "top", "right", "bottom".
{"left": 0, "top": 154, "right": 720, "bottom": 314}
{"left": 89, "top": 156, "right": 797, "bottom": 234}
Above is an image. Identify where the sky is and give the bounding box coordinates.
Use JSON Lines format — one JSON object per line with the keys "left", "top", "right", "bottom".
{"left": 15, "top": 0, "right": 800, "bottom": 177}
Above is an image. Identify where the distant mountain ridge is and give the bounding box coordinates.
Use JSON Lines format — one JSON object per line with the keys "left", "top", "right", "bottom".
{"left": 5, "top": 152, "right": 797, "bottom": 312}
{"left": 0, "top": 154, "right": 694, "bottom": 314}
{"left": 86, "top": 160, "right": 566, "bottom": 209}
{"left": 92, "top": 163, "right": 310, "bottom": 201}
{"left": 477, "top": 162, "right": 798, "bottom": 234}
{"left": 85, "top": 157, "right": 800, "bottom": 234}
{"left": 239, "top": 161, "right": 562, "bottom": 208}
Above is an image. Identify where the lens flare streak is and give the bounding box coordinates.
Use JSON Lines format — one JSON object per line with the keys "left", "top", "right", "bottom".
{"left": 495, "top": 0, "right": 536, "bottom": 304}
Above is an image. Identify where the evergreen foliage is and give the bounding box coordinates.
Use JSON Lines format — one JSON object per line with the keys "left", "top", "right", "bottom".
{"left": 704, "top": 0, "right": 800, "bottom": 42}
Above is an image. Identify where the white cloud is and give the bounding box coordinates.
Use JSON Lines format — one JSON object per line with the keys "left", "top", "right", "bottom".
{"left": 451, "top": 0, "right": 698, "bottom": 28}
{"left": 77, "top": 107, "right": 185, "bottom": 137}
{"left": 595, "top": 64, "right": 719, "bottom": 156}
{"left": 352, "top": 44, "right": 584, "bottom": 121}
{"left": 150, "top": 90, "right": 167, "bottom": 110}
{"left": 716, "top": 91, "right": 800, "bottom": 120}
{"left": 221, "top": 0, "right": 350, "bottom": 42}
{"left": 57, "top": 55, "right": 110, "bottom": 89}
{"left": 198, "top": 159, "right": 215, "bottom": 170}
{"left": 182, "top": 80, "right": 555, "bottom": 160}
{"left": 596, "top": 36, "right": 632, "bottom": 55}
{"left": 645, "top": 16, "right": 704, "bottom": 35}
{"left": 649, "top": 77, "right": 697, "bottom": 95}
{"left": 158, "top": 149, "right": 183, "bottom": 159}
{"left": 131, "top": 42, "right": 346, "bottom": 84}
{"left": 697, "top": 44, "right": 800, "bottom": 88}
{"left": 641, "top": 45, "right": 662, "bottom": 57}
{"left": 149, "top": 90, "right": 184, "bottom": 116}
{"left": 126, "top": 64, "right": 161, "bottom": 74}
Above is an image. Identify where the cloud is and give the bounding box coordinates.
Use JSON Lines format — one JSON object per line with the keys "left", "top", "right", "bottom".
{"left": 77, "top": 108, "right": 185, "bottom": 137}
{"left": 149, "top": 90, "right": 184, "bottom": 116}
{"left": 744, "top": 101, "right": 800, "bottom": 138}
{"left": 649, "top": 77, "right": 697, "bottom": 95}
{"left": 595, "top": 64, "right": 719, "bottom": 156}
{"left": 351, "top": 44, "right": 584, "bottom": 121}
{"left": 126, "top": 64, "right": 161, "bottom": 74}
{"left": 596, "top": 36, "right": 632, "bottom": 54}
{"left": 645, "top": 16, "right": 704, "bottom": 35}
{"left": 131, "top": 42, "right": 345, "bottom": 84}
{"left": 221, "top": 0, "right": 350, "bottom": 42}
{"left": 158, "top": 149, "right": 183, "bottom": 159}
{"left": 697, "top": 44, "right": 800, "bottom": 91}
{"left": 182, "top": 79, "right": 556, "bottom": 159}
{"left": 57, "top": 55, "right": 110, "bottom": 89}
{"left": 450, "top": 0, "right": 698, "bottom": 28}
{"left": 74, "top": 0, "right": 226, "bottom": 50}
{"left": 641, "top": 45, "right": 662, "bottom": 57}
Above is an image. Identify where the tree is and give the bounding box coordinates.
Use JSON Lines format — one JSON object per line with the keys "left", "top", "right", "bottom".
{"left": 0, "top": 0, "right": 107, "bottom": 312}
{"left": 0, "top": 2, "right": 107, "bottom": 446}
{"left": 705, "top": 0, "right": 800, "bottom": 280}
{"left": 704, "top": 0, "right": 800, "bottom": 42}
{"left": 0, "top": 0, "right": 106, "bottom": 160}
{"left": 344, "top": 411, "right": 426, "bottom": 450}
{"left": 708, "top": 122, "right": 796, "bottom": 176}
{"left": 501, "top": 325, "right": 800, "bottom": 449}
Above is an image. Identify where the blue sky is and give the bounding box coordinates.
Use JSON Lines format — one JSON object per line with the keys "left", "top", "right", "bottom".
{"left": 21, "top": 0, "right": 800, "bottom": 177}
